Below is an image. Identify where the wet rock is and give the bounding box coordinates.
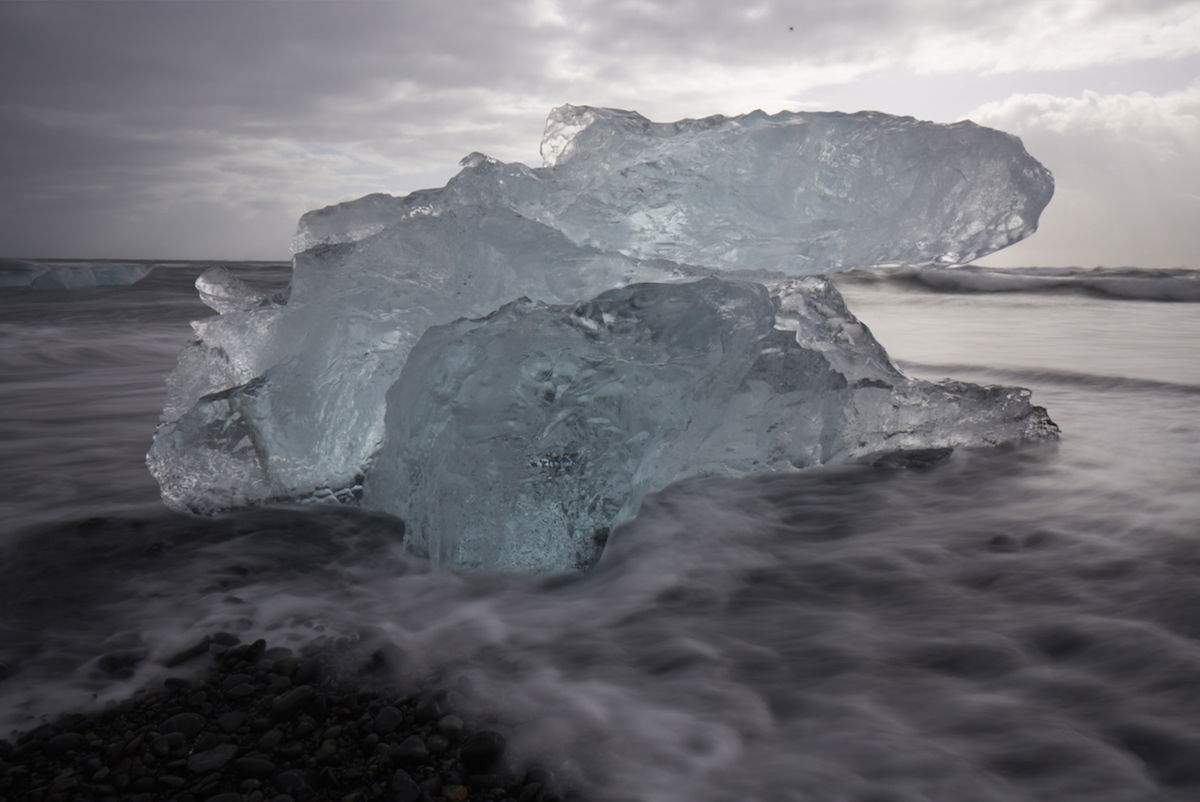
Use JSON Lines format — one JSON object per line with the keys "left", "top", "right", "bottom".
{"left": 45, "top": 732, "right": 86, "bottom": 754}
{"left": 219, "top": 711, "right": 248, "bottom": 732}
{"left": 275, "top": 768, "right": 308, "bottom": 793}
{"left": 314, "top": 738, "right": 338, "bottom": 762}
{"left": 96, "top": 650, "right": 144, "bottom": 678}
{"left": 188, "top": 742, "right": 239, "bottom": 773}
{"left": 389, "top": 768, "right": 422, "bottom": 802}
{"left": 256, "top": 728, "right": 284, "bottom": 751}
{"left": 270, "top": 685, "right": 315, "bottom": 720}
{"left": 437, "top": 714, "right": 465, "bottom": 740}
{"left": 392, "top": 734, "right": 429, "bottom": 764}
{"left": 160, "top": 715, "right": 205, "bottom": 739}
{"left": 461, "top": 730, "right": 507, "bottom": 773}
{"left": 375, "top": 704, "right": 403, "bottom": 734}
{"left": 159, "top": 773, "right": 187, "bottom": 788}
{"left": 234, "top": 755, "right": 276, "bottom": 777}
{"left": 164, "top": 637, "right": 212, "bottom": 667}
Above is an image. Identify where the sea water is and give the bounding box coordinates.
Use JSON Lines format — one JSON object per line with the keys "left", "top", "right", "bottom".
{"left": 1, "top": 262, "right": 1198, "bottom": 801}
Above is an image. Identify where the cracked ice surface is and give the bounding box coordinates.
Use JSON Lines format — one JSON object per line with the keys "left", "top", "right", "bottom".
{"left": 366, "top": 278, "right": 1055, "bottom": 572}
{"left": 149, "top": 105, "right": 1056, "bottom": 570}
{"left": 295, "top": 105, "right": 1053, "bottom": 271}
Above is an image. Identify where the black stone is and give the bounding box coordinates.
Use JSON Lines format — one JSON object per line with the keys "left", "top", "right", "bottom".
{"left": 270, "top": 685, "right": 315, "bottom": 720}
{"left": 275, "top": 768, "right": 308, "bottom": 793}
{"left": 188, "top": 743, "right": 239, "bottom": 773}
{"left": 392, "top": 734, "right": 429, "bottom": 764}
{"left": 159, "top": 774, "right": 187, "bottom": 788}
{"left": 233, "top": 756, "right": 276, "bottom": 777}
{"left": 437, "top": 714, "right": 465, "bottom": 740}
{"left": 374, "top": 705, "right": 403, "bottom": 734}
{"left": 256, "top": 728, "right": 284, "bottom": 751}
{"left": 45, "top": 733, "right": 87, "bottom": 755}
{"left": 461, "top": 731, "right": 507, "bottom": 773}
{"left": 389, "top": 768, "right": 422, "bottom": 802}
{"left": 219, "top": 711, "right": 248, "bottom": 733}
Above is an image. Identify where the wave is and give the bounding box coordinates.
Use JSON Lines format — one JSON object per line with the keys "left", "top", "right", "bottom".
{"left": 837, "top": 265, "right": 1200, "bottom": 302}
{"left": 896, "top": 360, "right": 1200, "bottom": 396}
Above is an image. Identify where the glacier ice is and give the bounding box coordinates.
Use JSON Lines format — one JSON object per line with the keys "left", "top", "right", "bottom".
{"left": 365, "top": 277, "right": 1055, "bottom": 572}
{"left": 149, "top": 104, "right": 1057, "bottom": 571}
{"left": 0, "top": 259, "right": 154, "bottom": 289}
{"left": 295, "top": 106, "right": 1053, "bottom": 272}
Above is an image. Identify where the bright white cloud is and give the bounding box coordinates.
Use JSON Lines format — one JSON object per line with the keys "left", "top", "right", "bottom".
{"left": 971, "top": 85, "right": 1200, "bottom": 267}
{"left": 903, "top": 0, "right": 1200, "bottom": 74}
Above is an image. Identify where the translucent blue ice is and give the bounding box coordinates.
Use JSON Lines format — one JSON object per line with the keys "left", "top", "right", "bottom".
{"left": 149, "top": 105, "right": 1055, "bottom": 571}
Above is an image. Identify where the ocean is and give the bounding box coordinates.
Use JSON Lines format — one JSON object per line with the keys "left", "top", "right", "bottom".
{"left": 1, "top": 260, "right": 1198, "bottom": 801}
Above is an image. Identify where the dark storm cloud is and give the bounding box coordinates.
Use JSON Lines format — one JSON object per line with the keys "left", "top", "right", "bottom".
{"left": 0, "top": 0, "right": 574, "bottom": 257}
{"left": 0, "top": 0, "right": 1197, "bottom": 259}
{"left": 0, "top": 2, "right": 556, "bottom": 138}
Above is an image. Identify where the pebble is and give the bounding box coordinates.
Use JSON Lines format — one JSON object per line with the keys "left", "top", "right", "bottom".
{"left": 160, "top": 711, "right": 206, "bottom": 738}
{"left": 256, "top": 728, "right": 284, "bottom": 750}
{"left": 164, "top": 636, "right": 211, "bottom": 667}
{"left": 276, "top": 768, "right": 308, "bottom": 793}
{"left": 390, "top": 768, "right": 422, "bottom": 802}
{"left": 219, "top": 710, "right": 248, "bottom": 732}
{"left": 437, "top": 714, "right": 465, "bottom": 740}
{"left": 315, "top": 738, "right": 338, "bottom": 762}
{"left": 392, "top": 734, "right": 429, "bottom": 764}
{"left": 188, "top": 742, "right": 239, "bottom": 773}
{"left": 270, "top": 685, "right": 315, "bottom": 720}
{"left": 1, "top": 640, "right": 560, "bottom": 802}
{"left": 234, "top": 755, "right": 276, "bottom": 777}
{"left": 461, "top": 730, "right": 507, "bottom": 773}
{"left": 375, "top": 704, "right": 404, "bottom": 734}
{"left": 45, "top": 732, "right": 86, "bottom": 754}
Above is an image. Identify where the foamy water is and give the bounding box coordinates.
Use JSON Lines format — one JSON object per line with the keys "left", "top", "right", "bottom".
{"left": 1, "top": 263, "right": 1198, "bottom": 801}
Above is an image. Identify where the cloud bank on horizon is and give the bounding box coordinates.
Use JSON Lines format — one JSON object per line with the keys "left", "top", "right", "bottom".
{"left": 1, "top": 0, "right": 1197, "bottom": 267}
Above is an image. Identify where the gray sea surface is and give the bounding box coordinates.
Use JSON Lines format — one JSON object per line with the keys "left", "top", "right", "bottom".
{"left": 1, "top": 261, "right": 1198, "bottom": 801}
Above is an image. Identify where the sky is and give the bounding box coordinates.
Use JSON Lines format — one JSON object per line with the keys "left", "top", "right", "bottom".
{"left": 1, "top": 0, "right": 1198, "bottom": 267}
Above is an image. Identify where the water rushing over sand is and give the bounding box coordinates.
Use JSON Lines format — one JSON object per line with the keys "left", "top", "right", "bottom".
{"left": 2, "top": 262, "right": 1198, "bottom": 801}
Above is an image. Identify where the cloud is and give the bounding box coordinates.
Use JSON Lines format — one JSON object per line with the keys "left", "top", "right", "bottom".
{"left": 1, "top": 0, "right": 1198, "bottom": 258}
{"left": 970, "top": 85, "right": 1200, "bottom": 267}
{"left": 901, "top": 0, "right": 1200, "bottom": 74}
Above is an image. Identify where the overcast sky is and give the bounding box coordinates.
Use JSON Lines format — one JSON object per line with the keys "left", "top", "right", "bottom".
{"left": 2, "top": 0, "right": 1198, "bottom": 266}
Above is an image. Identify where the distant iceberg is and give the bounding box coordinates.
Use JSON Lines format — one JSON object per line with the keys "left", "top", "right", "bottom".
{"left": 0, "top": 259, "right": 155, "bottom": 289}
{"left": 149, "top": 105, "right": 1057, "bottom": 572}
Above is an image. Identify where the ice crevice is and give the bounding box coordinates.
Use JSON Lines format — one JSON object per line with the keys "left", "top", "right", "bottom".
{"left": 149, "top": 104, "right": 1057, "bottom": 572}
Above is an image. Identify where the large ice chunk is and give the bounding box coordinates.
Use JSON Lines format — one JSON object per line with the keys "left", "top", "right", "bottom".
{"left": 365, "top": 278, "right": 1056, "bottom": 572}
{"left": 149, "top": 104, "right": 1055, "bottom": 532}
{"left": 150, "top": 210, "right": 678, "bottom": 512}
{"left": 296, "top": 106, "right": 1054, "bottom": 271}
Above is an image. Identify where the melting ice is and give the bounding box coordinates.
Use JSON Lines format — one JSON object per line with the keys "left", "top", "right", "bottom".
{"left": 148, "top": 105, "right": 1057, "bottom": 571}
